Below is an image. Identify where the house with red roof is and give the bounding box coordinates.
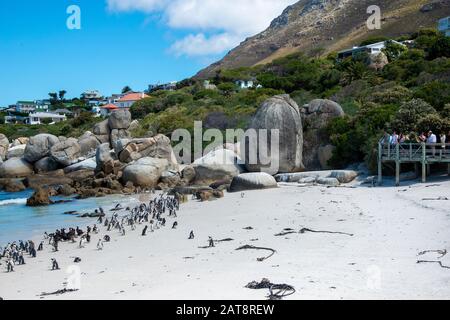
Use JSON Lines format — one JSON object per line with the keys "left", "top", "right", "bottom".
{"left": 115, "top": 92, "right": 148, "bottom": 109}
{"left": 100, "top": 103, "right": 119, "bottom": 117}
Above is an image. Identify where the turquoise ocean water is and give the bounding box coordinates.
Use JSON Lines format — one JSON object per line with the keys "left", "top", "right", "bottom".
{"left": 0, "top": 190, "right": 129, "bottom": 246}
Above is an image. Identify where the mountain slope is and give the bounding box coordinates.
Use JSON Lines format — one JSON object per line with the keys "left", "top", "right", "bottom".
{"left": 195, "top": 0, "right": 450, "bottom": 79}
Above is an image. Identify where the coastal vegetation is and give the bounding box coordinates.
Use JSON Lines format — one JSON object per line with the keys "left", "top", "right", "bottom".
{"left": 128, "top": 29, "right": 450, "bottom": 172}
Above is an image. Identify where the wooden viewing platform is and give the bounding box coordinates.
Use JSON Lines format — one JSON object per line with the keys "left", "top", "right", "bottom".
{"left": 378, "top": 142, "right": 450, "bottom": 186}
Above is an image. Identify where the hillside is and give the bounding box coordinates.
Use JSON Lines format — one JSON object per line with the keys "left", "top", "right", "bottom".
{"left": 195, "top": 0, "right": 450, "bottom": 79}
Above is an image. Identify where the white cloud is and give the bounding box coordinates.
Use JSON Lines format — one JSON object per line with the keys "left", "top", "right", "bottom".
{"left": 169, "top": 33, "right": 242, "bottom": 57}
{"left": 106, "top": 0, "right": 297, "bottom": 57}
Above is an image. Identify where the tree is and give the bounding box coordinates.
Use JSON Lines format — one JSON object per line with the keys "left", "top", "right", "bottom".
{"left": 429, "top": 35, "right": 450, "bottom": 59}
{"left": 390, "top": 99, "right": 437, "bottom": 133}
{"left": 341, "top": 61, "right": 371, "bottom": 85}
{"left": 58, "top": 90, "right": 67, "bottom": 101}
{"left": 382, "top": 41, "right": 407, "bottom": 62}
{"left": 48, "top": 92, "right": 58, "bottom": 102}
{"left": 414, "top": 81, "right": 450, "bottom": 111}
{"left": 217, "top": 82, "right": 237, "bottom": 95}
{"left": 122, "top": 86, "right": 133, "bottom": 94}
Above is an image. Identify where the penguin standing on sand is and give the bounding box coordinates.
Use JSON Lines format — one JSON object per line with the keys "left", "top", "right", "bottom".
{"left": 97, "top": 239, "right": 103, "bottom": 250}
{"left": 51, "top": 258, "right": 60, "bottom": 271}
{"left": 172, "top": 222, "right": 178, "bottom": 229}
{"left": 142, "top": 225, "right": 148, "bottom": 236}
{"left": 188, "top": 231, "right": 195, "bottom": 240}
{"left": 6, "top": 259, "right": 14, "bottom": 272}
{"left": 208, "top": 237, "right": 215, "bottom": 248}
{"left": 38, "top": 242, "right": 43, "bottom": 251}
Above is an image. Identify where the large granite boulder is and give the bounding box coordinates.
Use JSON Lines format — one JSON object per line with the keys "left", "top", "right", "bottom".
{"left": 192, "top": 148, "right": 244, "bottom": 185}
{"left": 109, "top": 109, "right": 131, "bottom": 130}
{"left": 117, "top": 135, "right": 176, "bottom": 164}
{"left": 368, "top": 52, "right": 389, "bottom": 71}
{"left": 50, "top": 138, "right": 82, "bottom": 166}
{"left": 329, "top": 170, "right": 358, "bottom": 184}
{"left": 0, "top": 158, "right": 33, "bottom": 178}
{"left": 34, "top": 156, "right": 60, "bottom": 173}
{"left": 96, "top": 143, "right": 115, "bottom": 174}
{"left": 229, "top": 172, "right": 278, "bottom": 192}
{"left": 301, "top": 99, "right": 344, "bottom": 170}
{"left": 93, "top": 120, "right": 111, "bottom": 144}
{"left": 6, "top": 145, "right": 26, "bottom": 159}
{"left": 24, "top": 134, "right": 60, "bottom": 163}
{"left": 78, "top": 132, "right": 101, "bottom": 156}
{"left": 122, "top": 157, "right": 170, "bottom": 188}
{"left": 245, "top": 95, "right": 304, "bottom": 174}
{"left": 0, "top": 134, "right": 9, "bottom": 161}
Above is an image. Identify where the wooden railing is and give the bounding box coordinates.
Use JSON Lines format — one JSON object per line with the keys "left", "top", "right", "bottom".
{"left": 379, "top": 142, "right": 450, "bottom": 162}
{"left": 378, "top": 140, "right": 450, "bottom": 185}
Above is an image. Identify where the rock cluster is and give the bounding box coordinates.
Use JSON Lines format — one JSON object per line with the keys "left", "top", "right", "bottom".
{"left": 1, "top": 95, "right": 352, "bottom": 204}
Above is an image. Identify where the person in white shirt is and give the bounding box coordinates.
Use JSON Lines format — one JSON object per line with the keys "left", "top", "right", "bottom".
{"left": 427, "top": 131, "right": 437, "bottom": 156}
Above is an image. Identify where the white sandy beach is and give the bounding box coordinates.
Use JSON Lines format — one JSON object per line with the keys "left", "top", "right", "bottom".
{"left": 1, "top": 176, "right": 450, "bottom": 300}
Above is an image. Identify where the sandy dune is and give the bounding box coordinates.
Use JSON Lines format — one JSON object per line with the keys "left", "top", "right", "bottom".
{"left": 1, "top": 177, "right": 450, "bottom": 300}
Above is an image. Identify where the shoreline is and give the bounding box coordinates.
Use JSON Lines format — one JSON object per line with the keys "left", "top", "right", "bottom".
{"left": 1, "top": 177, "right": 450, "bottom": 300}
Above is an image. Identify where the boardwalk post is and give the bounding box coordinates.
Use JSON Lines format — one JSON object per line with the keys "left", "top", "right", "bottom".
{"left": 422, "top": 143, "right": 426, "bottom": 183}
{"left": 378, "top": 141, "right": 382, "bottom": 185}
{"left": 395, "top": 144, "right": 400, "bottom": 186}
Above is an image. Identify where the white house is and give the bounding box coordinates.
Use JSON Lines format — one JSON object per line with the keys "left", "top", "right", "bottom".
{"left": 147, "top": 81, "right": 178, "bottom": 93}
{"left": 81, "top": 90, "right": 103, "bottom": 101}
{"left": 337, "top": 40, "right": 406, "bottom": 60}
{"left": 438, "top": 16, "right": 450, "bottom": 36}
{"left": 115, "top": 92, "right": 148, "bottom": 109}
{"left": 26, "top": 112, "right": 66, "bottom": 125}
{"left": 14, "top": 101, "right": 37, "bottom": 114}
{"left": 235, "top": 80, "right": 255, "bottom": 90}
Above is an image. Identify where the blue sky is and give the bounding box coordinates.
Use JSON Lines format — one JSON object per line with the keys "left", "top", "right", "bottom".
{"left": 0, "top": 0, "right": 296, "bottom": 106}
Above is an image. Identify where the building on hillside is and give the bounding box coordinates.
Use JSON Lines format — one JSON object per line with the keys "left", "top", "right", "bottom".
{"left": 100, "top": 104, "right": 119, "bottom": 117}
{"left": 115, "top": 92, "right": 148, "bottom": 109}
{"left": 26, "top": 112, "right": 66, "bottom": 125}
{"left": 147, "top": 81, "right": 178, "bottom": 93}
{"left": 14, "top": 101, "right": 37, "bottom": 114}
{"left": 235, "top": 79, "right": 255, "bottom": 90}
{"left": 438, "top": 16, "right": 450, "bottom": 36}
{"left": 106, "top": 94, "right": 125, "bottom": 105}
{"left": 81, "top": 90, "right": 103, "bottom": 101}
{"left": 337, "top": 40, "right": 406, "bottom": 60}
